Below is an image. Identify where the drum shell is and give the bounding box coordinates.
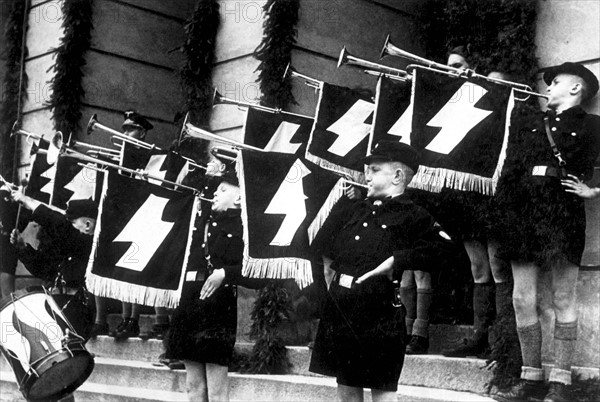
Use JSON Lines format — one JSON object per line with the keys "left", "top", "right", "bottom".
{"left": 0, "top": 286, "right": 94, "bottom": 401}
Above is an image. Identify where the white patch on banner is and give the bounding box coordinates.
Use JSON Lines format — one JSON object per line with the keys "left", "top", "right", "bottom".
{"left": 113, "top": 194, "right": 174, "bottom": 272}
{"left": 40, "top": 164, "right": 57, "bottom": 197}
{"left": 264, "top": 121, "right": 302, "bottom": 154}
{"left": 387, "top": 102, "right": 413, "bottom": 145}
{"left": 145, "top": 154, "right": 167, "bottom": 185}
{"left": 65, "top": 164, "right": 97, "bottom": 201}
{"left": 264, "top": 159, "right": 311, "bottom": 246}
{"left": 327, "top": 99, "right": 374, "bottom": 156}
{"left": 425, "top": 82, "right": 491, "bottom": 155}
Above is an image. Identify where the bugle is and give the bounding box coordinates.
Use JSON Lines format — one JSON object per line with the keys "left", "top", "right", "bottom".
{"left": 87, "top": 113, "right": 156, "bottom": 150}
{"left": 338, "top": 46, "right": 411, "bottom": 82}
{"left": 283, "top": 63, "right": 322, "bottom": 90}
{"left": 184, "top": 123, "right": 264, "bottom": 152}
{"left": 87, "top": 114, "right": 206, "bottom": 170}
{"left": 380, "top": 35, "right": 548, "bottom": 100}
{"left": 212, "top": 89, "right": 314, "bottom": 119}
{"left": 10, "top": 126, "right": 46, "bottom": 142}
{"left": 48, "top": 133, "right": 211, "bottom": 199}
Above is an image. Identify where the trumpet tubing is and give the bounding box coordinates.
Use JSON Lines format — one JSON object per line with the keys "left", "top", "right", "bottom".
{"left": 338, "top": 46, "right": 410, "bottom": 80}
{"left": 87, "top": 114, "right": 157, "bottom": 150}
{"left": 283, "top": 63, "right": 322, "bottom": 89}
{"left": 381, "top": 35, "right": 548, "bottom": 100}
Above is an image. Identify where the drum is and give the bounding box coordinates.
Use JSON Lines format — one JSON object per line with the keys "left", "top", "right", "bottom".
{"left": 0, "top": 286, "right": 94, "bottom": 401}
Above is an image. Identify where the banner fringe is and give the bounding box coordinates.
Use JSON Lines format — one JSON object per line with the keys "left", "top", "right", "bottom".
{"left": 409, "top": 166, "right": 495, "bottom": 195}
{"left": 308, "top": 178, "right": 345, "bottom": 243}
{"left": 305, "top": 152, "right": 364, "bottom": 183}
{"left": 241, "top": 256, "right": 313, "bottom": 289}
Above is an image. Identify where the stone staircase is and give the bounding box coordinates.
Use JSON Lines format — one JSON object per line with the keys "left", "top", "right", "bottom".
{"left": 1, "top": 314, "right": 596, "bottom": 401}
{"left": 0, "top": 314, "right": 499, "bottom": 401}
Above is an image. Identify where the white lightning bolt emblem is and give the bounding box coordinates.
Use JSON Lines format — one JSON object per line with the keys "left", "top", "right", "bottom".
{"left": 40, "top": 164, "right": 57, "bottom": 197}
{"left": 65, "top": 165, "right": 97, "bottom": 201}
{"left": 387, "top": 102, "right": 413, "bottom": 145}
{"left": 264, "top": 121, "right": 302, "bottom": 154}
{"left": 264, "top": 159, "right": 311, "bottom": 246}
{"left": 113, "top": 194, "right": 174, "bottom": 271}
{"left": 327, "top": 99, "right": 374, "bottom": 156}
{"left": 145, "top": 155, "right": 168, "bottom": 185}
{"left": 425, "top": 82, "right": 492, "bottom": 154}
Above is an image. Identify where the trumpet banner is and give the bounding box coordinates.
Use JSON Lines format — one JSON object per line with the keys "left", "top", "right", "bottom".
{"left": 370, "top": 76, "right": 412, "bottom": 150}
{"left": 86, "top": 170, "right": 196, "bottom": 308}
{"left": 52, "top": 158, "right": 104, "bottom": 210}
{"left": 407, "top": 69, "right": 514, "bottom": 195}
{"left": 306, "top": 82, "right": 374, "bottom": 182}
{"left": 240, "top": 108, "right": 344, "bottom": 288}
{"left": 25, "top": 141, "right": 54, "bottom": 205}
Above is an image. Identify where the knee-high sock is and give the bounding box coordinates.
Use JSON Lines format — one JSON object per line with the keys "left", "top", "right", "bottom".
{"left": 400, "top": 286, "right": 417, "bottom": 335}
{"left": 473, "top": 282, "right": 495, "bottom": 343}
{"left": 517, "top": 322, "right": 543, "bottom": 381}
{"left": 413, "top": 288, "right": 433, "bottom": 338}
{"left": 549, "top": 320, "right": 577, "bottom": 385}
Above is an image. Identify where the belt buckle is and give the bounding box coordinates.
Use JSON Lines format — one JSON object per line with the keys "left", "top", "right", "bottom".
{"left": 338, "top": 274, "right": 354, "bottom": 289}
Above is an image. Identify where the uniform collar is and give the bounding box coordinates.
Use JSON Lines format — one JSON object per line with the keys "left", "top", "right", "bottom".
{"left": 547, "top": 105, "right": 586, "bottom": 118}
{"left": 211, "top": 208, "right": 241, "bottom": 222}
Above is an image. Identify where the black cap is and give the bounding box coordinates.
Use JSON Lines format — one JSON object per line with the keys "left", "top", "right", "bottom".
{"left": 218, "top": 169, "right": 239, "bottom": 187}
{"left": 363, "top": 141, "right": 420, "bottom": 173}
{"left": 65, "top": 199, "right": 98, "bottom": 220}
{"left": 122, "top": 110, "right": 154, "bottom": 131}
{"left": 543, "top": 62, "right": 599, "bottom": 100}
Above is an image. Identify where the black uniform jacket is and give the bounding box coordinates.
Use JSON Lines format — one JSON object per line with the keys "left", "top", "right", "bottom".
{"left": 492, "top": 105, "right": 600, "bottom": 266}
{"left": 18, "top": 205, "right": 92, "bottom": 288}
{"left": 312, "top": 193, "right": 450, "bottom": 280}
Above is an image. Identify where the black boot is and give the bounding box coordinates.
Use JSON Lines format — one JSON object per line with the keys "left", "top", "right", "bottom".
{"left": 493, "top": 380, "right": 547, "bottom": 402}
{"left": 115, "top": 318, "right": 140, "bottom": 340}
{"left": 543, "top": 382, "right": 570, "bottom": 402}
{"left": 109, "top": 318, "right": 128, "bottom": 338}
{"left": 405, "top": 335, "right": 429, "bottom": 354}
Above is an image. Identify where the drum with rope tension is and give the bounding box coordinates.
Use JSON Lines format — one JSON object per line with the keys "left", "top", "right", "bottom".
{"left": 0, "top": 286, "right": 94, "bottom": 401}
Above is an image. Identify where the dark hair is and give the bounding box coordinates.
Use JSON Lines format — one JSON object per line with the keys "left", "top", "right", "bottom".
{"left": 447, "top": 45, "right": 470, "bottom": 60}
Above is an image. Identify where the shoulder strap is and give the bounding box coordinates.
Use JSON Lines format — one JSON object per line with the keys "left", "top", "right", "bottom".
{"left": 543, "top": 116, "right": 566, "bottom": 166}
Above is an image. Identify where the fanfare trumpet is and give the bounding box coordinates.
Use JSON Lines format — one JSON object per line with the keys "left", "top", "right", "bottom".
{"left": 337, "top": 46, "right": 411, "bottom": 83}
{"left": 47, "top": 132, "right": 211, "bottom": 200}
{"left": 184, "top": 123, "right": 264, "bottom": 152}
{"left": 283, "top": 63, "right": 323, "bottom": 90}
{"left": 380, "top": 35, "right": 548, "bottom": 100}
{"left": 87, "top": 114, "right": 206, "bottom": 171}
{"left": 212, "top": 89, "right": 314, "bottom": 119}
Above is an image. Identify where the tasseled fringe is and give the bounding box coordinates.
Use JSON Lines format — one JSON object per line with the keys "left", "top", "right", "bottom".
{"left": 305, "top": 152, "right": 365, "bottom": 183}
{"left": 409, "top": 166, "right": 497, "bottom": 195}
{"left": 307, "top": 177, "right": 345, "bottom": 243}
{"left": 86, "top": 274, "right": 181, "bottom": 308}
{"left": 242, "top": 256, "right": 313, "bottom": 289}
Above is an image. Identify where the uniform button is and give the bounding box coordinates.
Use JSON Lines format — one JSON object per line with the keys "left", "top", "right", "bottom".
{"left": 551, "top": 127, "right": 557, "bottom": 131}
{"left": 555, "top": 117, "right": 560, "bottom": 121}
{"left": 571, "top": 132, "right": 577, "bottom": 136}
{"left": 372, "top": 211, "right": 376, "bottom": 215}
{"left": 381, "top": 224, "right": 387, "bottom": 229}
{"left": 208, "top": 233, "right": 212, "bottom": 237}
{"left": 212, "top": 222, "right": 217, "bottom": 227}
{"left": 201, "top": 243, "right": 206, "bottom": 248}
{"left": 355, "top": 235, "right": 360, "bottom": 241}
{"left": 363, "top": 222, "right": 368, "bottom": 227}
{"left": 227, "top": 233, "right": 232, "bottom": 238}
{"left": 532, "top": 128, "right": 537, "bottom": 132}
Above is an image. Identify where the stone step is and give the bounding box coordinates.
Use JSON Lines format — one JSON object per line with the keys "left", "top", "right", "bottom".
{"left": 102, "top": 313, "right": 474, "bottom": 352}
{"left": 0, "top": 364, "right": 495, "bottom": 402}
{"left": 86, "top": 340, "right": 495, "bottom": 394}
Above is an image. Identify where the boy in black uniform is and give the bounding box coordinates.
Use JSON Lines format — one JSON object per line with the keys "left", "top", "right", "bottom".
{"left": 165, "top": 171, "right": 248, "bottom": 401}
{"left": 309, "top": 141, "right": 450, "bottom": 401}
{"left": 9, "top": 191, "right": 97, "bottom": 339}
{"left": 492, "top": 62, "right": 600, "bottom": 402}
